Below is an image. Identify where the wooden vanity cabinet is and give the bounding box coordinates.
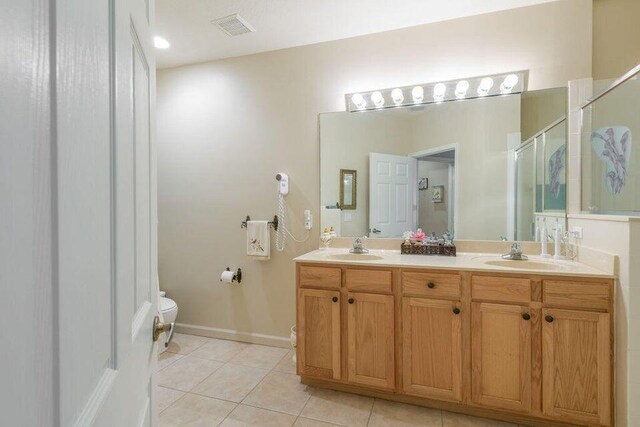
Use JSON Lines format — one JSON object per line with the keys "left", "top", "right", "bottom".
{"left": 296, "top": 287, "right": 341, "bottom": 380}
{"left": 402, "top": 297, "right": 462, "bottom": 401}
{"left": 346, "top": 292, "right": 395, "bottom": 389}
{"left": 542, "top": 309, "right": 611, "bottom": 426}
{"left": 471, "top": 302, "right": 532, "bottom": 412}
{"left": 297, "top": 265, "right": 397, "bottom": 390}
{"left": 296, "top": 263, "right": 614, "bottom": 427}
{"left": 470, "top": 276, "right": 533, "bottom": 413}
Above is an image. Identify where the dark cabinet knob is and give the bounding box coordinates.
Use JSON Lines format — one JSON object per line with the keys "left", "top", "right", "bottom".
{"left": 522, "top": 313, "right": 531, "bottom": 321}
{"left": 452, "top": 307, "right": 460, "bottom": 315}
{"left": 348, "top": 298, "right": 354, "bottom": 304}
{"left": 545, "top": 315, "right": 554, "bottom": 323}
{"left": 332, "top": 296, "right": 338, "bottom": 303}
{"left": 427, "top": 282, "right": 435, "bottom": 288}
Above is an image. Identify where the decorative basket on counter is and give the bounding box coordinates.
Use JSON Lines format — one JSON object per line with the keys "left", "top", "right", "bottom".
{"left": 401, "top": 242, "right": 456, "bottom": 256}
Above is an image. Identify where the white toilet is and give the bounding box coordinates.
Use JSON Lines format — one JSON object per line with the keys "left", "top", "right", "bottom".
{"left": 159, "top": 291, "right": 178, "bottom": 324}
{"left": 158, "top": 291, "right": 178, "bottom": 354}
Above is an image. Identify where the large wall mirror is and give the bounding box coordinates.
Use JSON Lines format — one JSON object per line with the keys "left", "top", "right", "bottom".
{"left": 320, "top": 84, "right": 567, "bottom": 241}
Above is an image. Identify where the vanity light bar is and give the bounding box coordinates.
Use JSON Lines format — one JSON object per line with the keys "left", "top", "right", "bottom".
{"left": 345, "top": 71, "right": 527, "bottom": 112}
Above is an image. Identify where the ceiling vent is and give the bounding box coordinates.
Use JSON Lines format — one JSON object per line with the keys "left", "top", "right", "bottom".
{"left": 211, "top": 14, "right": 255, "bottom": 36}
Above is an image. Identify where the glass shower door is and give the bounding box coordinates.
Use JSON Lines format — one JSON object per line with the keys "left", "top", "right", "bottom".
{"left": 515, "top": 144, "right": 535, "bottom": 241}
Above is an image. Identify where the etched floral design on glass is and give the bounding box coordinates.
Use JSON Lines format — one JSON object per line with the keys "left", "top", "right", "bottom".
{"left": 590, "top": 126, "right": 632, "bottom": 195}
{"left": 548, "top": 145, "right": 566, "bottom": 199}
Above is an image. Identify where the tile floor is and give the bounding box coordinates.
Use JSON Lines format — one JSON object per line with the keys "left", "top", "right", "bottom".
{"left": 158, "top": 333, "right": 529, "bottom": 427}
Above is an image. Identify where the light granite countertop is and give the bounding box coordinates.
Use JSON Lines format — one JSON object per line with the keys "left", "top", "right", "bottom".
{"left": 294, "top": 248, "right": 614, "bottom": 279}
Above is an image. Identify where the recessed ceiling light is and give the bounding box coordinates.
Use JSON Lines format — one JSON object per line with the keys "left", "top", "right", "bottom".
{"left": 154, "top": 36, "right": 171, "bottom": 49}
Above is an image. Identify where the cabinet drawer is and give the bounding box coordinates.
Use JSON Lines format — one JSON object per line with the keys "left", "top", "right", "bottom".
{"left": 345, "top": 269, "right": 392, "bottom": 293}
{"left": 543, "top": 280, "right": 610, "bottom": 310}
{"left": 402, "top": 271, "right": 460, "bottom": 299}
{"left": 299, "top": 265, "right": 341, "bottom": 289}
{"left": 472, "top": 276, "right": 531, "bottom": 303}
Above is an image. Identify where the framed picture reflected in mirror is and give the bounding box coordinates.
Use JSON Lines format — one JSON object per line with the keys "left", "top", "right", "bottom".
{"left": 432, "top": 185, "right": 444, "bottom": 203}
{"left": 340, "top": 169, "right": 357, "bottom": 210}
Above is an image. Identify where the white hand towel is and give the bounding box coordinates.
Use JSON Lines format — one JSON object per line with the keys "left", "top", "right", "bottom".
{"left": 247, "top": 220, "right": 270, "bottom": 260}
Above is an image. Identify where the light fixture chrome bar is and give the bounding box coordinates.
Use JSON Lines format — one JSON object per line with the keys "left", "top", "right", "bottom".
{"left": 580, "top": 63, "right": 640, "bottom": 109}
{"left": 345, "top": 71, "right": 528, "bottom": 112}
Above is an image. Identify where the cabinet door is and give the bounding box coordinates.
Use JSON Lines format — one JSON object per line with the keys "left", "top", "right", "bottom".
{"left": 402, "top": 297, "right": 462, "bottom": 401}
{"left": 471, "top": 302, "right": 531, "bottom": 412}
{"left": 542, "top": 308, "right": 611, "bottom": 426}
{"left": 347, "top": 292, "right": 395, "bottom": 389}
{"left": 297, "top": 288, "right": 341, "bottom": 380}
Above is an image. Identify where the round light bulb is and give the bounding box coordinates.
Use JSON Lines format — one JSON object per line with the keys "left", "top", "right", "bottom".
{"left": 371, "top": 91, "right": 385, "bottom": 108}
{"left": 391, "top": 88, "right": 404, "bottom": 105}
{"left": 154, "top": 36, "right": 171, "bottom": 49}
{"left": 351, "top": 93, "right": 366, "bottom": 109}
{"left": 500, "top": 74, "right": 519, "bottom": 93}
{"left": 433, "top": 83, "right": 446, "bottom": 102}
{"left": 455, "top": 80, "right": 469, "bottom": 99}
{"left": 477, "top": 77, "right": 494, "bottom": 96}
{"left": 411, "top": 86, "right": 424, "bottom": 103}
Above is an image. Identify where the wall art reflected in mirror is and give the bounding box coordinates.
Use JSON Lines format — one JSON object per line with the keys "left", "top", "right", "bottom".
{"left": 320, "top": 85, "right": 567, "bottom": 241}
{"left": 339, "top": 169, "right": 357, "bottom": 210}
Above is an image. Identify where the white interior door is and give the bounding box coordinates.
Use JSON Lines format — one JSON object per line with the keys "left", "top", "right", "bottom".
{"left": 2, "top": 0, "right": 158, "bottom": 425}
{"left": 93, "top": 0, "right": 159, "bottom": 425}
{"left": 369, "top": 153, "right": 417, "bottom": 237}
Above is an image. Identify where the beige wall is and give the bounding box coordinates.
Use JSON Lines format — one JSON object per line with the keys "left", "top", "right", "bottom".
{"left": 417, "top": 161, "right": 450, "bottom": 235}
{"left": 157, "top": 0, "right": 592, "bottom": 342}
{"left": 593, "top": 0, "right": 640, "bottom": 79}
{"left": 520, "top": 88, "right": 567, "bottom": 142}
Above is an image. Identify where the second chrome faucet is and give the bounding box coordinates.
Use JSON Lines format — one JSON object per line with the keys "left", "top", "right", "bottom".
{"left": 350, "top": 237, "right": 369, "bottom": 254}
{"left": 502, "top": 242, "right": 528, "bottom": 260}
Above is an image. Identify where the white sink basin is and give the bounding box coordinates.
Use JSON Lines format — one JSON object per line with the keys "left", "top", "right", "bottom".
{"left": 325, "top": 253, "right": 384, "bottom": 261}
{"left": 474, "top": 257, "right": 569, "bottom": 271}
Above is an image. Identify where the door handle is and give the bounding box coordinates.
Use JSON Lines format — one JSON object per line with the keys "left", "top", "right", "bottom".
{"left": 153, "top": 315, "right": 175, "bottom": 348}
{"left": 370, "top": 228, "right": 381, "bottom": 234}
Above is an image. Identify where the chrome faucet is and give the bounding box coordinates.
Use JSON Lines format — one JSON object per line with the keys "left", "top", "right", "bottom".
{"left": 502, "top": 242, "right": 528, "bottom": 260}
{"left": 350, "top": 237, "right": 369, "bottom": 254}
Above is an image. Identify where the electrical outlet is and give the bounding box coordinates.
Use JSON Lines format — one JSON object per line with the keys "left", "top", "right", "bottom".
{"left": 570, "top": 226, "right": 583, "bottom": 239}
{"left": 304, "top": 210, "right": 312, "bottom": 230}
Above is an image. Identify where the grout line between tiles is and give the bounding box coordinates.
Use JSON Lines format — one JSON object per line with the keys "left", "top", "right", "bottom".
{"left": 365, "top": 397, "right": 374, "bottom": 426}
{"left": 158, "top": 388, "right": 188, "bottom": 415}
{"left": 156, "top": 353, "right": 184, "bottom": 372}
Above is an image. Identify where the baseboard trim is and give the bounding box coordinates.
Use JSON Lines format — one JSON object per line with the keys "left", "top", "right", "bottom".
{"left": 175, "top": 323, "right": 291, "bottom": 349}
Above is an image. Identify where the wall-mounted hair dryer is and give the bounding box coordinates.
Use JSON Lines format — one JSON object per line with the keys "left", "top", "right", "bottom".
{"left": 276, "top": 172, "right": 289, "bottom": 196}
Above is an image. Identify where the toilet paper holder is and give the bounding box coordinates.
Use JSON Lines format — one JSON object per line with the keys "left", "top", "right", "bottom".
{"left": 221, "top": 267, "right": 242, "bottom": 284}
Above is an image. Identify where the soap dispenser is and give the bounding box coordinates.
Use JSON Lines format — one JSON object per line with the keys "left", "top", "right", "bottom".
{"left": 540, "top": 218, "right": 550, "bottom": 258}
{"left": 553, "top": 218, "right": 564, "bottom": 260}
